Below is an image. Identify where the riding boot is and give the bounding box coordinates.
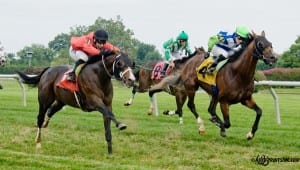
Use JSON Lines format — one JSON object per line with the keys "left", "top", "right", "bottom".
{"left": 67, "top": 59, "right": 85, "bottom": 82}
{"left": 207, "top": 55, "right": 226, "bottom": 73}
{"left": 161, "top": 63, "right": 169, "bottom": 77}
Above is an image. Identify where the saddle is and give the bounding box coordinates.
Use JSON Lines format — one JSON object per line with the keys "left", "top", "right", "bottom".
{"left": 56, "top": 63, "right": 86, "bottom": 92}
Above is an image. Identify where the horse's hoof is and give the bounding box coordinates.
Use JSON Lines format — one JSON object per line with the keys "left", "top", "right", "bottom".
{"left": 163, "top": 110, "right": 169, "bottom": 115}
{"left": 246, "top": 132, "right": 254, "bottom": 140}
{"left": 198, "top": 130, "right": 205, "bottom": 136}
{"left": 36, "top": 142, "right": 42, "bottom": 149}
{"left": 124, "top": 102, "right": 130, "bottom": 106}
{"left": 220, "top": 130, "right": 226, "bottom": 137}
{"left": 147, "top": 111, "right": 153, "bottom": 115}
{"left": 117, "top": 123, "right": 127, "bottom": 130}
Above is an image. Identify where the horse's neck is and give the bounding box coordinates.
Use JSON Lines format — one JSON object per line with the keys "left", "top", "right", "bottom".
{"left": 175, "top": 52, "right": 200, "bottom": 70}
{"left": 231, "top": 41, "right": 258, "bottom": 80}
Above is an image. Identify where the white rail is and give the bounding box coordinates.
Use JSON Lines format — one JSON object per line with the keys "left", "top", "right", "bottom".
{"left": 0, "top": 74, "right": 26, "bottom": 106}
{"left": 255, "top": 81, "right": 300, "bottom": 124}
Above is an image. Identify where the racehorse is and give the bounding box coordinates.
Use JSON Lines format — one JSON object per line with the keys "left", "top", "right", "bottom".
{"left": 149, "top": 31, "right": 277, "bottom": 139}
{"left": 124, "top": 51, "right": 198, "bottom": 124}
{"left": 16, "top": 52, "right": 135, "bottom": 154}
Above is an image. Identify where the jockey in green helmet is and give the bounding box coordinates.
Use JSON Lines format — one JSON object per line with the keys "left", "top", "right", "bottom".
{"left": 206, "top": 26, "right": 250, "bottom": 73}
{"left": 161, "top": 31, "right": 192, "bottom": 76}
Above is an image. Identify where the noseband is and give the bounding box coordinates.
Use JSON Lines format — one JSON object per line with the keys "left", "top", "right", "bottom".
{"left": 102, "top": 54, "right": 132, "bottom": 79}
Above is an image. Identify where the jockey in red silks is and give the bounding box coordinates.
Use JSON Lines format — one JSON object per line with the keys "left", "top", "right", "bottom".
{"left": 68, "top": 29, "right": 120, "bottom": 82}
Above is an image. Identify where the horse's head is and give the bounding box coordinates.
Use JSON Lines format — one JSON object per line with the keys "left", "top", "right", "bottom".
{"left": 252, "top": 31, "right": 277, "bottom": 66}
{"left": 0, "top": 52, "right": 7, "bottom": 67}
{"left": 113, "top": 52, "right": 136, "bottom": 87}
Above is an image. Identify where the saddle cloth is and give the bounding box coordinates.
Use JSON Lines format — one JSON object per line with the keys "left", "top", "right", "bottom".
{"left": 195, "top": 57, "right": 228, "bottom": 86}
{"left": 151, "top": 62, "right": 172, "bottom": 80}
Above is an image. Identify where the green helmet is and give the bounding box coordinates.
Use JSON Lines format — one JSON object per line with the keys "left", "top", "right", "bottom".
{"left": 177, "top": 31, "right": 189, "bottom": 40}
{"left": 235, "top": 26, "right": 249, "bottom": 39}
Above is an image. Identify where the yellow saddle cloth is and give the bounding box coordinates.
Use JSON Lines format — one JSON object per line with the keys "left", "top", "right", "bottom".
{"left": 195, "top": 57, "right": 228, "bottom": 86}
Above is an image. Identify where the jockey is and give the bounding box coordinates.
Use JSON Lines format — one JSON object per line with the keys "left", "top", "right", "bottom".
{"left": 207, "top": 26, "right": 250, "bottom": 73}
{"left": 68, "top": 29, "right": 120, "bottom": 82}
{"left": 161, "top": 31, "right": 192, "bottom": 76}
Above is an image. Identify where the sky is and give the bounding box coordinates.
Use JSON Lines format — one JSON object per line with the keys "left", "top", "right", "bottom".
{"left": 0, "top": 0, "right": 299, "bottom": 55}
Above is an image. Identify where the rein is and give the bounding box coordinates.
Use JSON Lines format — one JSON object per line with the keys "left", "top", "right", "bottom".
{"left": 102, "top": 54, "right": 130, "bottom": 79}
{"left": 102, "top": 54, "right": 114, "bottom": 77}
{"left": 252, "top": 37, "right": 265, "bottom": 60}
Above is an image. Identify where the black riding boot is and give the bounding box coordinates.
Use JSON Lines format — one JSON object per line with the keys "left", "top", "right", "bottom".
{"left": 161, "top": 63, "right": 169, "bottom": 76}
{"left": 207, "top": 55, "right": 225, "bottom": 73}
{"left": 67, "top": 59, "right": 85, "bottom": 82}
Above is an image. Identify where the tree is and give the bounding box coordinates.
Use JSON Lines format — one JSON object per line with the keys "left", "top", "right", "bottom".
{"left": 276, "top": 36, "right": 300, "bottom": 68}
{"left": 136, "top": 43, "right": 161, "bottom": 65}
{"left": 48, "top": 33, "right": 70, "bottom": 52}
{"left": 16, "top": 44, "right": 55, "bottom": 67}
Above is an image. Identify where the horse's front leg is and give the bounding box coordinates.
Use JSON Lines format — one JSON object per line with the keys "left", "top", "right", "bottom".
{"left": 102, "top": 115, "right": 113, "bottom": 154}
{"left": 124, "top": 85, "right": 137, "bottom": 106}
{"left": 241, "top": 97, "right": 262, "bottom": 140}
{"left": 208, "top": 98, "right": 226, "bottom": 137}
{"left": 186, "top": 91, "right": 205, "bottom": 135}
{"left": 97, "top": 105, "right": 126, "bottom": 154}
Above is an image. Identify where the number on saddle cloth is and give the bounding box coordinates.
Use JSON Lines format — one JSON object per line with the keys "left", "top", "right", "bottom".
{"left": 151, "top": 62, "right": 166, "bottom": 80}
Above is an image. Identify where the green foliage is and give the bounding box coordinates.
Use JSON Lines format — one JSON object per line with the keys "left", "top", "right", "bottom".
{"left": 48, "top": 33, "right": 70, "bottom": 52}
{"left": 1, "top": 16, "right": 161, "bottom": 72}
{"left": 276, "top": 36, "right": 300, "bottom": 68}
{"left": 136, "top": 42, "right": 162, "bottom": 65}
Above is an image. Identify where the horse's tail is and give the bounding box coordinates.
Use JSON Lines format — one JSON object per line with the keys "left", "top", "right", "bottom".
{"left": 16, "top": 67, "right": 50, "bottom": 86}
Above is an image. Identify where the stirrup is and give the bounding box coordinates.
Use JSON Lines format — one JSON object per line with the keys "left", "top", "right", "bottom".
{"left": 207, "top": 67, "right": 215, "bottom": 74}
{"left": 67, "top": 72, "right": 76, "bottom": 82}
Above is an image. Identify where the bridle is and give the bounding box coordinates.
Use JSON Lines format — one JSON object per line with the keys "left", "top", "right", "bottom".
{"left": 102, "top": 54, "right": 132, "bottom": 79}
{"left": 252, "top": 36, "right": 271, "bottom": 61}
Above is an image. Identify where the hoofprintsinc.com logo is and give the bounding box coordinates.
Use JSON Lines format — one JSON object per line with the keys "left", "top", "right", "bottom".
{"left": 252, "top": 154, "right": 300, "bottom": 166}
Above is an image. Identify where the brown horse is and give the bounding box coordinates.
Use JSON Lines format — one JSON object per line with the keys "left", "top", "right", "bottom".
{"left": 124, "top": 51, "right": 198, "bottom": 124}
{"left": 149, "top": 31, "right": 277, "bottom": 139}
{"left": 16, "top": 52, "right": 135, "bottom": 154}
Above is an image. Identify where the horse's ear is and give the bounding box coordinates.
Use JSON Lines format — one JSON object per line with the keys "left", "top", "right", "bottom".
{"left": 251, "top": 30, "right": 257, "bottom": 38}
{"left": 261, "top": 30, "right": 266, "bottom": 37}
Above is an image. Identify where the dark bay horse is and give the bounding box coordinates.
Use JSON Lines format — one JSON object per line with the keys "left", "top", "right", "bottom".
{"left": 149, "top": 31, "right": 277, "bottom": 138}
{"left": 125, "top": 51, "right": 198, "bottom": 124}
{"left": 16, "top": 52, "right": 135, "bottom": 154}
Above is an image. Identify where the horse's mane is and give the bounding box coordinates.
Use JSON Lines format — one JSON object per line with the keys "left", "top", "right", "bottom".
{"left": 86, "top": 51, "right": 116, "bottom": 64}
{"left": 175, "top": 47, "right": 205, "bottom": 64}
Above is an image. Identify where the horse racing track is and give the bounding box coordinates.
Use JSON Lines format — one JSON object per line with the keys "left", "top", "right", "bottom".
{"left": 0, "top": 79, "right": 299, "bottom": 169}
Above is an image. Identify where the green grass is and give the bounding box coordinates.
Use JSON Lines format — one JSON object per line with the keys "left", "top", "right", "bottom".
{"left": 0, "top": 80, "right": 299, "bottom": 169}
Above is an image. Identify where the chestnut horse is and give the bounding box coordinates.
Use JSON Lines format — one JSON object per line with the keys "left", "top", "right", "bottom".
{"left": 149, "top": 31, "right": 277, "bottom": 139}
{"left": 16, "top": 52, "right": 135, "bottom": 154}
{"left": 124, "top": 51, "right": 198, "bottom": 124}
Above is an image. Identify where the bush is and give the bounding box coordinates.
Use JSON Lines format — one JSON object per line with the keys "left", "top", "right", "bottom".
{"left": 262, "top": 68, "right": 300, "bottom": 81}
